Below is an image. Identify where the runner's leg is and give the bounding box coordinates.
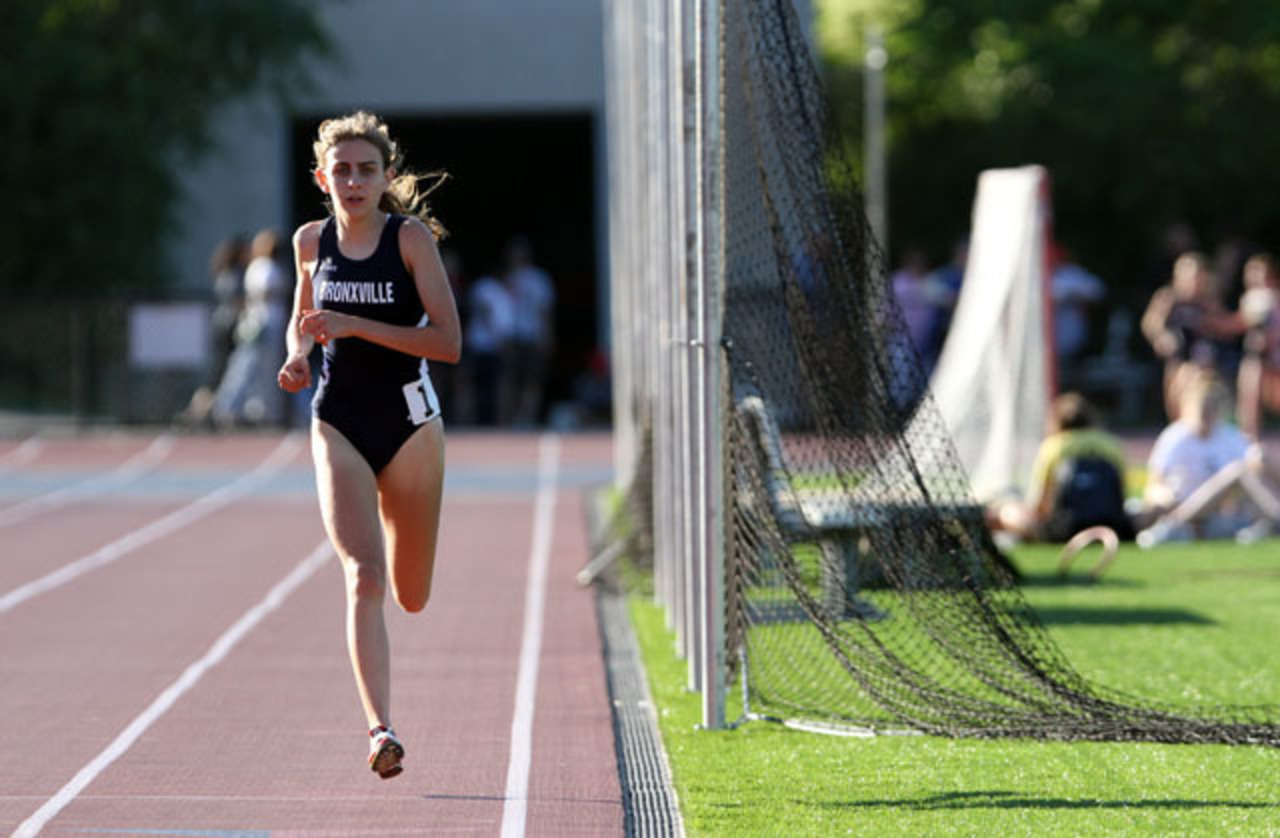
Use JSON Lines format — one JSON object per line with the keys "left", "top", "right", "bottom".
{"left": 312, "top": 420, "right": 392, "bottom": 729}
{"left": 378, "top": 420, "right": 446, "bottom": 614}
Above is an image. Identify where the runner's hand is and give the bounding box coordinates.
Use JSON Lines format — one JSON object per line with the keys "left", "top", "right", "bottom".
{"left": 277, "top": 353, "right": 312, "bottom": 393}
{"left": 300, "top": 310, "right": 349, "bottom": 345}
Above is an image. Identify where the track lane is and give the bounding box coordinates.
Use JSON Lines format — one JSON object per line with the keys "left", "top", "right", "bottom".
{"left": 0, "top": 500, "right": 327, "bottom": 830}
{"left": 22, "top": 496, "right": 538, "bottom": 834}
{"left": 4, "top": 434, "right": 163, "bottom": 472}
{"left": 0, "top": 434, "right": 306, "bottom": 616}
{"left": 527, "top": 485, "right": 623, "bottom": 835}
{"left": 0, "top": 500, "right": 190, "bottom": 593}
{"left": 9, "top": 541, "right": 335, "bottom": 838}
{"left": 0, "top": 435, "right": 175, "bottom": 528}
{"left": 0, "top": 439, "right": 43, "bottom": 470}
{"left": 1, "top": 430, "right": 620, "bottom": 836}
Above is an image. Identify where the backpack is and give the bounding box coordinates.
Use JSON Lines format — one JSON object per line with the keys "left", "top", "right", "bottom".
{"left": 1046, "top": 455, "right": 1134, "bottom": 541}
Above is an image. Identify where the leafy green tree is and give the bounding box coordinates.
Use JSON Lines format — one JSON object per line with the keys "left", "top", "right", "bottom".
{"left": 0, "top": 0, "right": 329, "bottom": 297}
{"left": 820, "top": 0, "right": 1280, "bottom": 301}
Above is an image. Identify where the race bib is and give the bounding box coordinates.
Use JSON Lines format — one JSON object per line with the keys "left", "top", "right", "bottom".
{"left": 402, "top": 380, "right": 437, "bottom": 425}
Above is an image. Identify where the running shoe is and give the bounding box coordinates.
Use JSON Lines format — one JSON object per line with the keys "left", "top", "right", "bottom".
{"left": 368, "top": 725, "right": 404, "bottom": 779}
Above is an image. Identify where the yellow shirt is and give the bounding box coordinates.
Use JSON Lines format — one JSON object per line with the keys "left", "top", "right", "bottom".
{"left": 1026, "top": 429, "right": 1128, "bottom": 511}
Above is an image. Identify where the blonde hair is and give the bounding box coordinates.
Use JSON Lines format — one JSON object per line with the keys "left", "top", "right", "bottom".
{"left": 312, "top": 111, "right": 447, "bottom": 239}
{"left": 1180, "top": 368, "right": 1228, "bottom": 416}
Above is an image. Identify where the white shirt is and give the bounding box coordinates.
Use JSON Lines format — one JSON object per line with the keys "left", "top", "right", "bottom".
{"left": 466, "top": 275, "right": 514, "bottom": 354}
{"left": 237, "top": 256, "right": 289, "bottom": 345}
{"left": 1052, "top": 263, "right": 1105, "bottom": 357}
{"left": 1147, "top": 420, "right": 1249, "bottom": 504}
{"left": 507, "top": 265, "right": 554, "bottom": 343}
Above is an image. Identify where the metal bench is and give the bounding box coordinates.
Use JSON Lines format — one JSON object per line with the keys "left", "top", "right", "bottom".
{"left": 735, "top": 394, "right": 890, "bottom": 619}
{"left": 736, "top": 394, "right": 998, "bottom": 619}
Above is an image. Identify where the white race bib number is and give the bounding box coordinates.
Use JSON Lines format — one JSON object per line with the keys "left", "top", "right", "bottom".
{"left": 402, "top": 380, "right": 436, "bottom": 425}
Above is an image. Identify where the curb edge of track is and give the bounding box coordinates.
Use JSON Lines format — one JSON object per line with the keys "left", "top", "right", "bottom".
{"left": 589, "top": 490, "right": 686, "bottom": 838}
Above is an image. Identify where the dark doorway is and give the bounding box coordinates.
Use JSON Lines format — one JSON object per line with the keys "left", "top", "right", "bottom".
{"left": 290, "top": 111, "right": 599, "bottom": 424}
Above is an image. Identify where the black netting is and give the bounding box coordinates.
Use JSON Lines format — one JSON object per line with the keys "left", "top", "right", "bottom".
{"left": 621, "top": 0, "right": 1280, "bottom": 746}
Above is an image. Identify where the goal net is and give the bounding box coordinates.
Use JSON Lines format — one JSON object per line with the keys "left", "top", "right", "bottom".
{"left": 928, "top": 166, "right": 1054, "bottom": 502}
{"left": 605, "top": 0, "right": 1280, "bottom": 745}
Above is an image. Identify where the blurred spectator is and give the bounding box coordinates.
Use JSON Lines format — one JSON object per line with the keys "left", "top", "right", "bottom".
{"left": 1136, "top": 371, "right": 1280, "bottom": 546}
{"left": 790, "top": 227, "right": 830, "bottom": 299}
{"left": 1050, "top": 248, "right": 1106, "bottom": 363}
{"left": 502, "top": 236, "right": 556, "bottom": 426}
{"left": 1211, "top": 219, "right": 1259, "bottom": 310}
{"left": 1235, "top": 253, "right": 1280, "bottom": 439}
{"left": 212, "top": 228, "right": 292, "bottom": 426}
{"left": 987, "top": 392, "right": 1133, "bottom": 543}
{"left": 465, "top": 264, "right": 514, "bottom": 426}
{"left": 924, "top": 236, "right": 967, "bottom": 353}
{"left": 1140, "top": 251, "right": 1242, "bottom": 420}
{"left": 176, "top": 234, "right": 247, "bottom": 427}
{"left": 891, "top": 246, "right": 952, "bottom": 373}
{"left": 1145, "top": 220, "right": 1200, "bottom": 289}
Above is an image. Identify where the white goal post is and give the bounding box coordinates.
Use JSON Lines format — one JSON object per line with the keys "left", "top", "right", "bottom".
{"left": 929, "top": 165, "right": 1056, "bottom": 502}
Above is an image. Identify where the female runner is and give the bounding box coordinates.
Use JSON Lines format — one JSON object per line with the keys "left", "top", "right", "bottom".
{"left": 277, "top": 111, "right": 460, "bottom": 779}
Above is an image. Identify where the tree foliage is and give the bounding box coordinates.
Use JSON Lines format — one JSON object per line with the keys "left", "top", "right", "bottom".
{"left": 0, "top": 0, "right": 329, "bottom": 297}
{"left": 819, "top": 0, "right": 1280, "bottom": 299}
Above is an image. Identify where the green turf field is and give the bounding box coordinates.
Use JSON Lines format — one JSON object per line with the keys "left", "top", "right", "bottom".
{"left": 631, "top": 540, "right": 1280, "bottom": 836}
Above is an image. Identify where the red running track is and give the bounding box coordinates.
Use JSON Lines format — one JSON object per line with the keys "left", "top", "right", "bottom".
{"left": 0, "top": 429, "right": 621, "bottom": 836}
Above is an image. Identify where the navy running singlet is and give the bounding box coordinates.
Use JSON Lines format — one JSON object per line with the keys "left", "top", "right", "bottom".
{"left": 311, "top": 214, "right": 440, "bottom": 474}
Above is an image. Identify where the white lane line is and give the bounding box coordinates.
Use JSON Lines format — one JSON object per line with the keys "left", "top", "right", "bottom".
{"left": 0, "top": 438, "right": 44, "bottom": 471}
{"left": 0, "top": 433, "right": 304, "bottom": 616}
{"left": 0, "top": 434, "right": 176, "bottom": 528}
{"left": 10, "top": 539, "right": 333, "bottom": 838}
{"left": 501, "top": 433, "right": 561, "bottom": 838}
{"left": 0, "top": 793, "right": 429, "bottom": 803}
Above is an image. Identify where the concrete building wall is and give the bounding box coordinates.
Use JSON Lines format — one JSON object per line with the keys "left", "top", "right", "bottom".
{"left": 300, "top": 0, "right": 606, "bottom": 113}
{"left": 172, "top": 0, "right": 605, "bottom": 293}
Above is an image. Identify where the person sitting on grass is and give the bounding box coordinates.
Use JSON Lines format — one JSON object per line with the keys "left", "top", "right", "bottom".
{"left": 1137, "top": 370, "right": 1280, "bottom": 547}
{"left": 988, "top": 392, "right": 1134, "bottom": 544}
